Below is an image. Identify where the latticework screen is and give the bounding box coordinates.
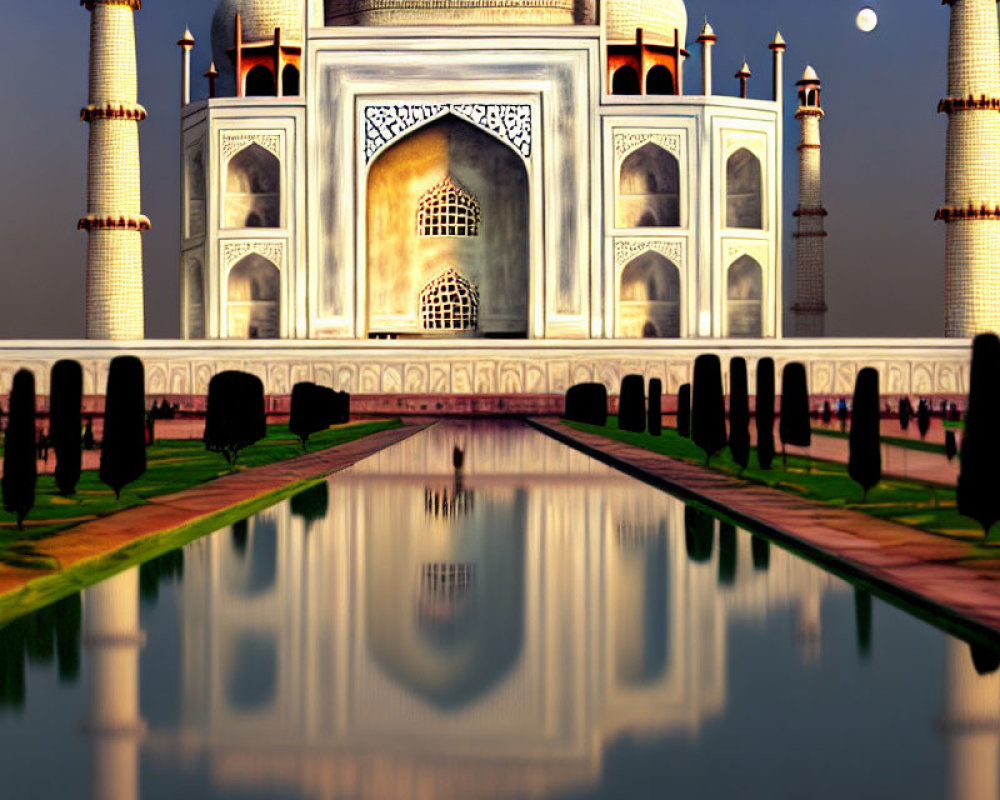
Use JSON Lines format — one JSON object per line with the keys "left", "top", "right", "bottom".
{"left": 417, "top": 176, "right": 480, "bottom": 237}
{"left": 420, "top": 268, "right": 481, "bottom": 331}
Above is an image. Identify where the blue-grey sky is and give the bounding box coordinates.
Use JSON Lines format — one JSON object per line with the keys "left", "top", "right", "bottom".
{"left": 0, "top": 0, "right": 948, "bottom": 338}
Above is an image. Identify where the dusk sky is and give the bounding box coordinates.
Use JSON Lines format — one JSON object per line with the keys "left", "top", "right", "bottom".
{"left": 0, "top": 0, "right": 949, "bottom": 339}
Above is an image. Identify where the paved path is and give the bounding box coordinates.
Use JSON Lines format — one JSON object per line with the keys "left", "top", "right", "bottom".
{"left": 0, "top": 422, "right": 429, "bottom": 598}
{"left": 532, "top": 418, "right": 1000, "bottom": 642}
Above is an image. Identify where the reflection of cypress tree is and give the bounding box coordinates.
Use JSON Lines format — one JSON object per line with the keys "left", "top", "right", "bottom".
{"left": 140, "top": 549, "right": 186, "bottom": 605}
{"left": 971, "top": 642, "right": 1000, "bottom": 676}
{"left": 50, "top": 360, "right": 83, "bottom": 496}
{"left": 100, "top": 356, "right": 147, "bottom": 499}
{"left": 291, "top": 482, "right": 330, "bottom": 532}
{"left": 945, "top": 431, "right": 958, "bottom": 462}
{"left": 718, "top": 523, "right": 737, "bottom": 586}
{"left": 692, "top": 355, "right": 727, "bottom": 466}
{"left": 647, "top": 378, "right": 662, "bottom": 436}
{"left": 677, "top": 384, "right": 691, "bottom": 438}
{"left": 3, "top": 369, "right": 37, "bottom": 529}
{"left": 779, "top": 362, "right": 811, "bottom": 468}
{"left": 618, "top": 374, "right": 646, "bottom": 433}
{"left": 684, "top": 505, "right": 714, "bottom": 563}
{"left": 0, "top": 620, "right": 26, "bottom": 709}
{"left": 958, "top": 334, "right": 1000, "bottom": 536}
{"left": 53, "top": 593, "right": 82, "bottom": 683}
{"left": 24, "top": 603, "right": 56, "bottom": 664}
{"left": 848, "top": 368, "right": 882, "bottom": 502}
{"left": 755, "top": 358, "right": 776, "bottom": 470}
{"left": 231, "top": 519, "right": 249, "bottom": 557}
{"left": 854, "top": 588, "right": 872, "bottom": 658}
{"left": 751, "top": 535, "right": 770, "bottom": 571}
{"left": 728, "top": 358, "right": 750, "bottom": 472}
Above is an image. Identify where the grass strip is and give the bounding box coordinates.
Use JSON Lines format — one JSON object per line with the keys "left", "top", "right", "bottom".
{"left": 565, "top": 417, "right": 996, "bottom": 551}
{"left": 811, "top": 425, "right": 949, "bottom": 455}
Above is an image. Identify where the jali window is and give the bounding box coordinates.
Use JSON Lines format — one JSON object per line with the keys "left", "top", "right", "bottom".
{"left": 417, "top": 176, "right": 480, "bottom": 237}
{"left": 420, "top": 268, "right": 480, "bottom": 331}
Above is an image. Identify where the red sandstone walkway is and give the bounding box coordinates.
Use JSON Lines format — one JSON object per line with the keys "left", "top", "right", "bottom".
{"left": 0, "top": 422, "right": 429, "bottom": 598}
{"left": 532, "top": 418, "right": 1000, "bottom": 640}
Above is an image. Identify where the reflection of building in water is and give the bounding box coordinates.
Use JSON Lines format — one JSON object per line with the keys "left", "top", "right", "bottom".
{"left": 941, "top": 639, "right": 1000, "bottom": 800}
{"left": 84, "top": 570, "right": 144, "bottom": 800}
{"left": 147, "top": 423, "right": 846, "bottom": 799}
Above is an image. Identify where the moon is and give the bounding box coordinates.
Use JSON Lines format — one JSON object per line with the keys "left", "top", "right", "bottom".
{"left": 856, "top": 6, "right": 878, "bottom": 33}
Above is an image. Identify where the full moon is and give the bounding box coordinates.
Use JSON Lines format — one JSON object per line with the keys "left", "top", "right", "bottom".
{"left": 856, "top": 6, "right": 878, "bottom": 32}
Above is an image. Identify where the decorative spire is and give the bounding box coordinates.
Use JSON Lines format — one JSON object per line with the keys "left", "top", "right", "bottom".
{"left": 736, "top": 60, "right": 751, "bottom": 98}
{"left": 698, "top": 20, "right": 716, "bottom": 95}
{"left": 205, "top": 61, "right": 219, "bottom": 99}
{"left": 178, "top": 27, "right": 195, "bottom": 107}
{"left": 769, "top": 32, "right": 786, "bottom": 104}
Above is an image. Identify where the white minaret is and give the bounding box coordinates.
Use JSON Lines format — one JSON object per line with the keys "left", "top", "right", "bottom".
{"left": 791, "top": 66, "right": 828, "bottom": 337}
{"left": 79, "top": 0, "right": 148, "bottom": 341}
{"left": 938, "top": 0, "right": 1000, "bottom": 338}
{"left": 178, "top": 27, "right": 195, "bottom": 107}
{"left": 697, "top": 22, "right": 716, "bottom": 96}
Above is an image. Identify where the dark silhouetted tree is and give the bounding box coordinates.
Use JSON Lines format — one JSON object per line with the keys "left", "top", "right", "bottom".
{"left": 50, "top": 360, "right": 83, "bottom": 496}
{"left": 647, "top": 378, "right": 662, "bottom": 436}
{"left": 751, "top": 535, "right": 770, "bottom": 571}
{"left": 82, "top": 418, "right": 95, "bottom": 450}
{"left": 899, "top": 396, "right": 912, "bottom": 431}
{"left": 0, "top": 619, "right": 26, "bottom": 709}
{"left": 291, "top": 482, "right": 330, "bottom": 533}
{"left": 564, "top": 383, "right": 608, "bottom": 426}
{"left": 945, "top": 430, "right": 958, "bottom": 462}
{"left": 756, "top": 358, "right": 776, "bottom": 469}
{"left": 692, "top": 355, "right": 726, "bottom": 466}
{"left": 684, "top": 505, "right": 714, "bottom": 563}
{"left": 958, "top": 333, "right": 1000, "bottom": 537}
{"left": 718, "top": 523, "right": 737, "bottom": 586}
{"left": 821, "top": 400, "right": 832, "bottom": 425}
{"left": 779, "top": 362, "right": 811, "bottom": 468}
{"left": 971, "top": 643, "right": 1000, "bottom": 676}
{"left": 855, "top": 588, "right": 872, "bottom": 658}
{"left": 677, "top": 384, "right": 691, "bottom": 438}
{"left": 332, "top": 390, "right": 350, "bottom": 424}
{"left": 53, "top": 593, "right": 82, "bottom": 683}
{"left": 100, "top": 356, "right": 147, "bottom": 499}
{"left": 728, "top": 357, "right": 750, "bottom": 473}
{"left": 290, "top": 382, "right": 330, "bottom": 451}
{"left": 203, "top": 371, "right": 266, "bottom": 466}
{"left": 848, "top": 367, "right": 882, "bottom": 502}
{"left": 2, "top": 370, "right": 36, "bottom": 529}
{"left": 618, "top": 375, "right": 646, "bottom": 433}
{"left": 917, "top": 399, "right": 931, "bottom": 440}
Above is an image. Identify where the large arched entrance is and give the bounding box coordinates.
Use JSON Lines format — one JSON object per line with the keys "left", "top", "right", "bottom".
{"left": 366, "top": 115, "right": 530, "bottom": 338}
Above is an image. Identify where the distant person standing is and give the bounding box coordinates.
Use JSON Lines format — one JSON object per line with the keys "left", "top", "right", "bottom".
{"left": 837, "top": 398, "right": 849, "bottom": 432}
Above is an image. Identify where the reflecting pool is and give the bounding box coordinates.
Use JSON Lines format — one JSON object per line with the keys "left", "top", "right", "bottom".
{"left": 1, "top": 420, "right": 999, "bottom": 800}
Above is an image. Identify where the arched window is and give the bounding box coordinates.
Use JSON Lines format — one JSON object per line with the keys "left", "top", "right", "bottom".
{"left": 185, "top": 259, "right": 205, "bottom": 339}
{"left": 726, "top": 148, "right": 763, "bottom": 229}
{"left": 617, "top": 143, "right": 680, "bottom": 228}
{"left": 612, "top": 65, "right": 640, "bottom": 95}
{"left": 245, "top": 65, "right": 275, "bottom": 97}
{"left": 727, "top": 255, "right": 763, "bottom": 337}
{"left": 227, "top": 254, "right": 280, "bottom": 339}
{"left": 420, "top": 268, "right": 480, "bottom": 331}
{"left": 417, "top": 177, "right": 480, "bottom": 237}
{"left": 620, "top": 251, "right": 681, "bottom": 338}
{"left": 225, "top": 143, "right": 280, "bottom": 228}
{"left": 646, "top": 65, "right": 674, "bottom": 95}
{"left": 282, "top": 65, "right": 299, "bottom": 96}
{"left": 806, "top": 89, "right": 817, "bottom": 106}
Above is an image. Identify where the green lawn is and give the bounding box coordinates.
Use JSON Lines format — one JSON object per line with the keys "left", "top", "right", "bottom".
{"left": 0, "top": 420, "right": 401, "bottom": 568}
{"left": 564, "top": 417, "right": 995, "bottom": 550}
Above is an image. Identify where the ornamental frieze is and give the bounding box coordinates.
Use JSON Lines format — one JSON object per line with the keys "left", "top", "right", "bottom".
{"left": 221, "top": 132, "right": 282, "bottom": 162}
{"left": 223, "top": 240, "right": 285, "bottom": 270}
{"left": 613, "top": 131, "right": 682, "bottom": 161}
{"left": 614, "top": 238, "right": 684, "bottom": 269}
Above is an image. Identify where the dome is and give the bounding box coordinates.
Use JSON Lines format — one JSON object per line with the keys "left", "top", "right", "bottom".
{"left": 604, "top": 0, "right": 687, "bottom": 47}
{"left": 212, "top": 0, "right": 303, "bottom": 75}
{"left": 800, "top": 65, "right": 820, "bottom": 83}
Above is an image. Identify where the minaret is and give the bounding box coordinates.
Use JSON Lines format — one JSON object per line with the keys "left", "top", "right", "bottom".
{"left": 697, "top": 22, "right": 716, "bottom": 96}
{"left": 938, "top": 0, "right": 1000, "bottom": 338}
{"left": 178, "top": 27, "right": 195, "bottom": 107}
{"left": 791, "top": 66, "right": 828, "bottom": 337}
{"left": 79, "top": 0, "right": 148, "bottom": 341}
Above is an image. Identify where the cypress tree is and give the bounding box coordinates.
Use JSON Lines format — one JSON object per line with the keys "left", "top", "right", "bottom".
{"left": 822, "top": 400, "right": 832, "bottom": 425}
{"left": 755, "top": 358, "right": 776, "bottom": 470}
{"left": 692, "top": 355, "right": 726, "bottom": 466}
{"left": 2, "top": 369, "right": 36, "bottom": 529}
{"left": 958, "top": 333, "right": 1000, "bottom": 537}
{"left": 53, "top": 592, "right": 82, "bottom": 683}
{"left": 618, "top": 374, "right": 646, "bottom": 433}
{"left": 203, "top": 371, "right": 267, "bottom": 466}
{"left": 564, "top": 383, "right": 608, "bottom": 426}
{"left": 677, "top": 384, "right": 691, "bottom": 438}
{"left": 290, "top": 382, "right": 329, "bottom": 452}
{"left": 917, "top": 399, "right": 931, "bottom": 440}
{"left": 779, "top": 362, "right": 811, "bottom": 467}
{"left": 848, "top": 367, "right": 882, "bottom": 502}
{"left": 334, "top": 390, "right": 351, "bottom": 424}
{"left": 899, "top": 396, "right": 912, "bottom": 431}
{"left": 945, "top": 430, "right": 958, "bottom": 462}
{"left": 728, "top": 357, "right": 750, "bottom": 472}
{"left": 99, "top": 356, "right": 147, "bottom": 499}
{"left": 50, "top": 360, "right": 83, "bottom": 496}
{"left": 647, "top": 378, "right": 663, "bottom": 436}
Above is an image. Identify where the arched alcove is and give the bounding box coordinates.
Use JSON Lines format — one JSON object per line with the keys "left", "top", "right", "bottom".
{"left": 646, "top": 65, "right": 674, "bottom": 95}
{"left": 225, "top": 144, "right": 280, "bottom": 229}
{"left": 618, "top": 142, "right": 680, "bottom": 228}
{"left": 619, "top": 251, "right": 681, "bottom": 338}
{"left": 727, "top": 255, "right": 763, "bottom": 337}
{"left": 227, "top": 253, "right": 280, "bottom": 339}
{"left": 612, "top": 65, "right": 640, "bottom": 95}
{"left": 245, "top": 65, "right": 275, "bottom": 97}
{"left": 185, "top": 259, "right": 205, "bottom": 339}
{"left": 726, "top": 148, "right": 763, "bottom": 229}
{"left": 366, "top": 115, "right": 529, "bottom": 337}
{"left": 282, "top": 65, "right": 300, "bottom": 96}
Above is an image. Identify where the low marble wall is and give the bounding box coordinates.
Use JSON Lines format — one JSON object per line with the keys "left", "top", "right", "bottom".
{"left": 0, "top": 338, "right": 971, "bottom": 398}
